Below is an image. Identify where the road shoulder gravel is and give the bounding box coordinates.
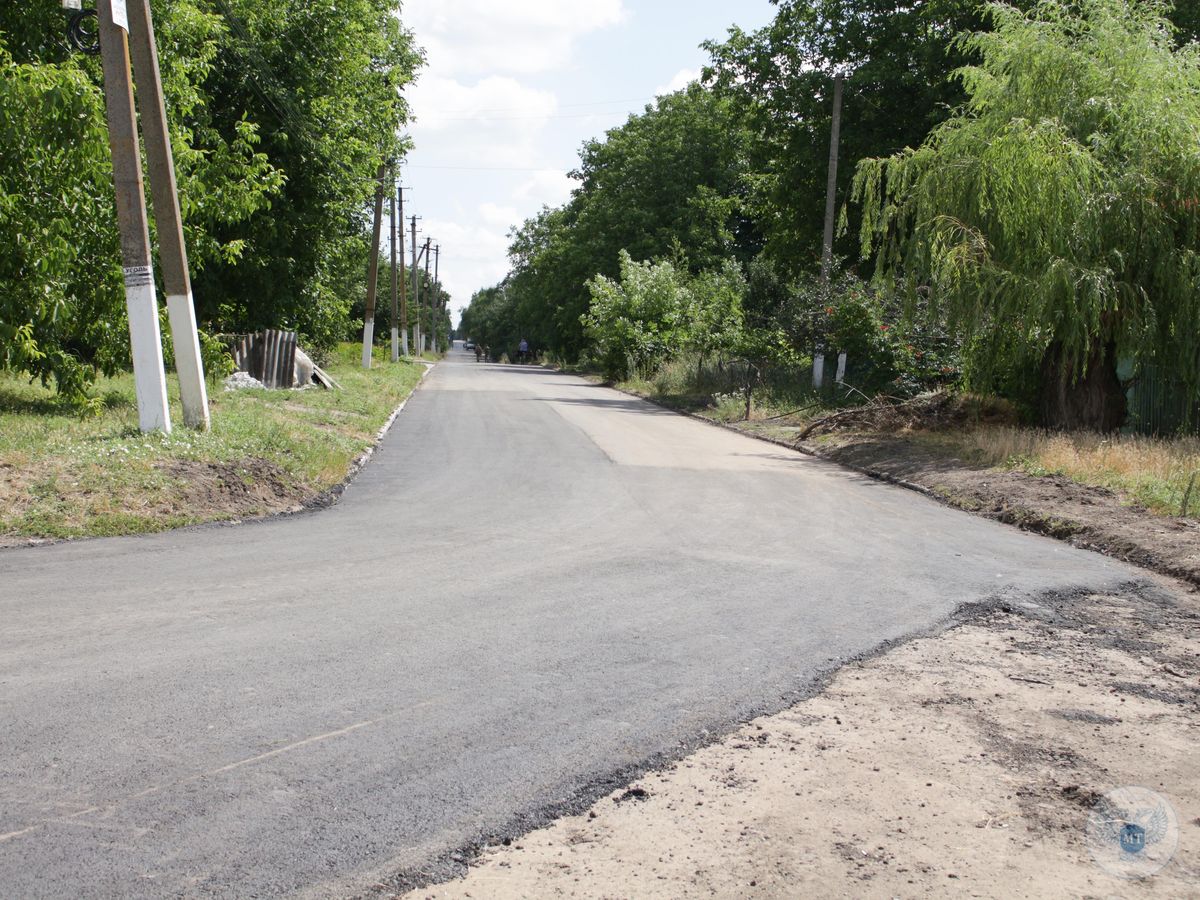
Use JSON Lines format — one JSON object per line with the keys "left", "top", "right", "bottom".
{"left": 399, "top": 581, "right": 1200, "bottom": 899}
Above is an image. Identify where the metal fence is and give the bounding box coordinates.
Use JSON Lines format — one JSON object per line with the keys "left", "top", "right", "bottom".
{"left": 1126, "top": 364, "right": 1200, "bottom": 436}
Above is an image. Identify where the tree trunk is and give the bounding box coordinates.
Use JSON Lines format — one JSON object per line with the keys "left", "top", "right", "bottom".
{"left": 1039, "top": 339, "right": 1127, "bottom": 432}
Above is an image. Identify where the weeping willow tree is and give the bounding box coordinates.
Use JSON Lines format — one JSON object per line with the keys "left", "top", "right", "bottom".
{"left": 854, "top": 0, "right": 1200, "bottom": 430}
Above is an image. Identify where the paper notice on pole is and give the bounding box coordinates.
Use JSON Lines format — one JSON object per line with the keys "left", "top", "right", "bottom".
{"left": 111, "top": 0, "right": 129, "bottom": 31}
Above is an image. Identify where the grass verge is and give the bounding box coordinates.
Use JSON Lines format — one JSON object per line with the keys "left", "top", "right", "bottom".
{"left": 0, "top": 343, "right": 428, "bottom": 542}
{"left": 907, "top": 427, "right": 1200, "bottom": 517}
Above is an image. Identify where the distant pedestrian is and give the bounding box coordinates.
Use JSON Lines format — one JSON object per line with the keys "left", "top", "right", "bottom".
{"left": 518, "top": 338, "right": 529, "bottom": 363}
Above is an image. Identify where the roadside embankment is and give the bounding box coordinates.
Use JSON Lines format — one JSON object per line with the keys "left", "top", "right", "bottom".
{"left": 0, "top": 343, "right": 429, "bottom": 545}
{"left": 403, "top": 585, "right": 1200, "bottom": 899}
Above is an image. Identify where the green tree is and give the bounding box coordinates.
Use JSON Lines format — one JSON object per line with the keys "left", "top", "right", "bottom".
{"left": 0, "top": 1, "right": 420, "bottom": 398}
{"left": 490, "top": 84, "right": 754, "bottom": 361}
{"left": 703, "top": 0, "right": 1199, "bottom": 280}
{"left": 855, "top": 0, "right": 1200, "bottom": 430}
{"left": 683, "top": 260, "right": 746, "bottom": 368}
{"left": 582, "top": 251, "right": 691, "bottom": 381}
{"left": 0, "top": 3, "right": 280, "bottom": 397}
{"left": 189, "top": 0, "right": 421, "bottom": 355}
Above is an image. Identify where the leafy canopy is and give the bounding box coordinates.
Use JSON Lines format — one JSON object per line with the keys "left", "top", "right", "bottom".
{"left": 854, "top": 0, "right": 1200, "bottom": 392}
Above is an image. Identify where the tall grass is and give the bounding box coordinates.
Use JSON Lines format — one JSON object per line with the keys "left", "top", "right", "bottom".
{"left": 919, "top": 427, "right": 1200, "bottom": 516}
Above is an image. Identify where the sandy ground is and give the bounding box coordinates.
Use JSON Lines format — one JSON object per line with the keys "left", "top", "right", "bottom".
{"left": 398, "top": 585, "right": 1199, "bottom": 899}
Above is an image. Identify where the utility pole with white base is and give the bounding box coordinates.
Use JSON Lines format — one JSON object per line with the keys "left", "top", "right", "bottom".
{"left": 361, "top": 163, "right": 386, "bottom": 369}
{"left": 97, "top": 0, "right": 171, "bottom": 433}
{"left": 410, "top": 215, "right": 421, "bottom": 357}
{"left": 389, "top": 168, "right": 400, "bottom": 363}
{"left": 423, "top": 238, "right": 432, "bottom": 353}
{"left": 816, "top": 72, "right": 845, "bottom": 389}
{"left": 126, "top": 0, "right": 209, "bottom": 430}
{"left": 398, "top": 184, "right": 409, "bottom": 357}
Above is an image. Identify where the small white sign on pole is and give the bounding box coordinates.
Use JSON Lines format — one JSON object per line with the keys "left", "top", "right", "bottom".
{"left": 61, "top": 0, "right": 82, "bottom": 10}
{"left": 111, "top": 0, "right": 128, "bottom": 31}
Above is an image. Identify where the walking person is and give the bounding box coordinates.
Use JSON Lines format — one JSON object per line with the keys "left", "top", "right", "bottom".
{"left": 518, "top": 337, "right": 529, "bottom": 364}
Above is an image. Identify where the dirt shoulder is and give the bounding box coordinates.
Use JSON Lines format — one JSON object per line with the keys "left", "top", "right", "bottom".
{"left": 404, "top": 585, "right": 1199, "bottom": 899}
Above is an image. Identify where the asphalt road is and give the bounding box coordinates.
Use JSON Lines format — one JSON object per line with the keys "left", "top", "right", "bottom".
{"left": 0, "top": 350, "right": 1147, "bottom": 898}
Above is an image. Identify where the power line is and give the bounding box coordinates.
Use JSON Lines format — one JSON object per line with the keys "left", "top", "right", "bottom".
{"left": 424, "top": 96, "right": 652, "bottom": 117}
{"left": 405, "top": 164, "right": 576, "bottom": 173}
{"left": 418, "top": 110, "right": 638, "bottom": 122}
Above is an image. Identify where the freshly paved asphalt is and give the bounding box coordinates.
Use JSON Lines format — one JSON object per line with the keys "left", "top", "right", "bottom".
{"left": 0, "top": 350, "right": 1147, "bottom": 897}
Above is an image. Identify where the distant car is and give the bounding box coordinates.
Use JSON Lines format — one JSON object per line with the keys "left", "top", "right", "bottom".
{"left": 463, "top": 341, "right": 475, "bottom": 350}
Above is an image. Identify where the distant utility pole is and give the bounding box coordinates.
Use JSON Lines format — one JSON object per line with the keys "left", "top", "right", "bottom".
{"left": 125, "top": 0, "right": 209, "bottom": 429}
{"left": 410, "top": 214, "right": 421, "bottom": 357}
{"left": 389, "top": 167, "right": 399, "bottom": 363}
{"left": 816, "top": 72, "right": 845, "bottom": 389}
{"left": 423, "top": 238, "right": 433, "bottom": 353}
{"left": 398, "top": 184, "right": 408, "bottom": 357}
{"left": 98, "top": 0, "right": 171, "bottom": 432}
{"left": 821, "top": 73, "right": 844, "bottom": 286}
{"left": 433, "top": 245, "right": 441, "bottom": 351}
{"left": 361, "top": 163, "right": 386, "bottom": 369}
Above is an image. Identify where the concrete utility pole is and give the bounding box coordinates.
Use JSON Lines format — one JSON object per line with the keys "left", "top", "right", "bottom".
{"left": 397, "top": 184, "right": 408, "bottom": 357}
{"left": 433, "top": 245, "right": 441, "bottom": 352}
{"left": 126, "top": 0, "right": 209, "bottom": 430}
{"left": 410, "top": 214, "right": 421, "bottom": 357}
{"left": 389, "top": 168, "right": 400, "bottom": 363}
{"left": 97, "top": 0, "right": 171, "bottom": 433}
{"left": 423, "top": 238, "right": 433, "bottom": 353}
{"left": 361, "top": 163, "right": 386, "bottom": 369}
{"left": 816, "top": 72, "right": 845, "bottom": 389}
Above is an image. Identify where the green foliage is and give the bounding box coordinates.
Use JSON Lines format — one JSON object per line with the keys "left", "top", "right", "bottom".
{"left": 703, "top": 0, "right": 1199, "bottom": 280}
{"left": 470, "top": 84, "right": 756, "bottom": 362}
{"left": 703, "top": 0, "right": 993, "bottom": 276}
{"left": 199, "top": 330, "right": 235, "bottom": 384}
{"left": 583, "top": 251, "right": 692, "bottom": 381}
{"left": 854, "top": 0, "right": 1200, "bottom": 421}
{"left": 684, "top": 261, "right": 747, "bottom": 362}
{"left": 0, "top": 0, "right": 421, "bottom": 400}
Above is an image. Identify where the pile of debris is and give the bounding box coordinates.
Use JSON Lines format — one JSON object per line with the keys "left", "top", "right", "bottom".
{"left": 224, "top": 330, "right": 340, "bottom": 391}
{"left": 799, "top": 391, "right": 1017, "bottom": 439}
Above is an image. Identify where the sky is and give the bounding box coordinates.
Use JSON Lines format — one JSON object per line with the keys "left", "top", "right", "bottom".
{"left": 395, "top": 0, "right": 778, "bottom": 326}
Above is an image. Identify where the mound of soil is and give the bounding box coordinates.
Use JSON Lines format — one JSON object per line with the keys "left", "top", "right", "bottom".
{"left": 160, "top": 458, "right": 305, "bottom": 519}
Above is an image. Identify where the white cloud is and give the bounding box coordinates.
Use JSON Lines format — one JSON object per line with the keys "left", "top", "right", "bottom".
{"left": 514, "top": 170, "right": 578, "bottom": 209}
{"left": 410, "top": 75, "right": 557, "bottom": 134}
{"left": 404, "top": 0, "right": 628, "bottom": 77}
{"left": 419, "top": 218, "right": 512, "bottom": 314}
{"left": 479, "top": 202, "right": 520, "bottom": 228}
{"left": 655, "top": 68, "right": 700, "bottom": 96}
{"left": 408, "top": 74, "right": 561, "bottom": 168}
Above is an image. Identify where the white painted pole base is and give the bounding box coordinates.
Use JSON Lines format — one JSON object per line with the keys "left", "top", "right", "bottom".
{"left": 124, "top": 266, "right": 171, "bottom": 433}
{"left": 391, "top": 327, "right": 399, "bottom": 363}
{"left": 812, "top": 353, "right": 825, "bottom": 389}
{"left": 835, "top": 351, "right": 847, "bottom": 384}
{"left": 415, "top": 326, "right": 422, "bottom": 357}
{"left": 166, "top": 291, "right": 210, "bottom": 430}
{"left": 401, "top": 331, "right": 409, "bottom": 357}
{"left": 361, "top": 321, "right": 375, "bottom": 368}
